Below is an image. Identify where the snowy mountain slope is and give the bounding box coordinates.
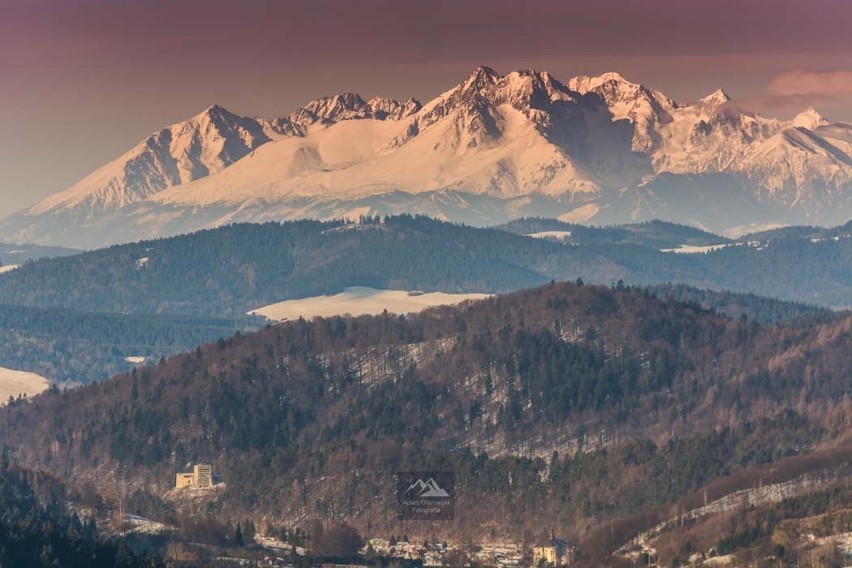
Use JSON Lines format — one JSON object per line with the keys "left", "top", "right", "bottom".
{"left": 3, "top": 66, "right": 852, "bottom": 247}
{"left": 14, "top": 93, "right": 421, "bottom": 219}
{"left": 0, "top": 93, "right": 422, "bottom": 245}
{"left": 568, "top": 71, "right": 679, "bottom": 154}
{"left": 153, "top": 100, "right": 605, "bottom": 205}
{"left": 29, "top": 104, "right": 272, "bottom": 216}
{"left": 569, "top": 73, "right": 852, "bottom": 208}
{"left": 738, "top": 126, "right": 852, "bottom": 204}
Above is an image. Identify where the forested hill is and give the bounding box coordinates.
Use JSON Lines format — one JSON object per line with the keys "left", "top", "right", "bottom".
{"left": 2, "top": 282, "right": 849, "bottom": 556}
{"left": 496, "top": 218, "right": 730, "bottom": 248}
{"left": 0, "top": 283, "right": 827, "bottom": 387}
{"left": 0, "top": 463, "right": 163, "bottom": 567}
{"left": 0, "top": 242, "right": 79, "bottom": 264}
{"left": 645, "top": 284, "right": 834, "bottom": 325}
{"left": 0, "top": 304, "right": 256, "bottom": 383}
{"left": 0, "top": 218, "right": 560, "bottom": 317}
{"left": 0, "top": 216, "right": 849, "bottom": 316}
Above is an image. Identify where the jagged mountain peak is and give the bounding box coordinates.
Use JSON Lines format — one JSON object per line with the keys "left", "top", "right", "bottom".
{"left": 567, "top": 71, "right": 640, "bottom": 94}
{"left": 23, "top": 103, "right": 271, "bottom": 218}
{"left": 597, "top": 71, "right": 627, "bottom": 82}
{"left": 394, "top": 66, "right": 585, "bottom": 157}
{"left": 584, "top": 71, "right": 627, "bottom": 83}
{"left": 290, "top": 92, "right": 370, "bottom": 125}
{"left": 186, "top": 104, "right": 253, "bottom": 132}
{"left": 413, "top": 66, "right": 505, "bottom": 135}
{"left": 310, "top": 92, "right": 368, "bottom": 109}
{"left": 567, "top": 71, "right": 678, "bottom": 154}
{"left": 567, "top": 71, "right": 677, "bottom": 112}
{"left": 288, "top": 92, "right": 422, "bottom": 127}
{"left": 463, "top": 65, "right": 503, "bottom": 88}
{"left": 366, "top": 96, "right": 422, "bottom": 120}
{"left": 502, "top": 68, "right": 569, "bottom": 91}
{"left": 442, "top": 66, "right": 575, "bottom": 106}
{"left": 789, "top": 107, "right": 829, "bottom": 130}
{"left": 699, "top": 88, "right": 732, "bottom": 106}
{"left": 432, "top": 65, "right": 499, "bottom": 103}
{"left": 494, "top": 68, "right": 577, "bottom": 110}
{"left": 200, "top": 103, "right": 230, "bottom": 115}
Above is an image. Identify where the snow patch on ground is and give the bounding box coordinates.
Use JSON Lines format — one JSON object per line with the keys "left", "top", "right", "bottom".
{"left": 660, "top": 243, "right": 731, "bottom": 254}
{"left": 249, "top": 287, "right": 490, "bottom": 321}
{"left": 723, "top": 222, "right": 788, "bottom": 238}
{"left": 557, "top": 203, "right": 600, "bottom": 223}
{"left": 525, "top": 230, "right": 572, "bottom": 240}
{"left": 0, "top": 264, "right": 21, "bottom": 274}
{"left": 256, "top": 535, "right": 305, "bottom": 555}
{"left": 125, "top": 356, "right": 146, "bottom": 364}
{"left": 121, "top": 514, "right": 174, "bottom": 535}
{"left": 810, "top": 235, "right": 845, "bottom": 243}
{"left": 702, "top": 554, "right": 737, "bottom": 566}
{"left": 341, "top": 206, "right": 375, "bottom": 221}
{"left": 0, "top": 367, "right": 49, "bottom": 403}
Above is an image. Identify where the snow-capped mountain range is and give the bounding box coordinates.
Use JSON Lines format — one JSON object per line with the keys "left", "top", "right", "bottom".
{"left": 3, "top": 66, "right": 852, "bottom": 247}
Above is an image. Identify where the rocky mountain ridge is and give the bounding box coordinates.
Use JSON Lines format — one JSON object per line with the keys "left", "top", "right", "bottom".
{"left": 3, "top": 66, "right": 851, "bottom": 247}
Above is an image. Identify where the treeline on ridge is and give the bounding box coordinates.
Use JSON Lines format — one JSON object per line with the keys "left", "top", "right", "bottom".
{"left": 0, "top": 216, "right": 849, "bottom": 319}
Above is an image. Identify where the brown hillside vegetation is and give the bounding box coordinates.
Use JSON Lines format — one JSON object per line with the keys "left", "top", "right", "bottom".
{"left": 0, "top": 282, "right": 849, "bottom": 561}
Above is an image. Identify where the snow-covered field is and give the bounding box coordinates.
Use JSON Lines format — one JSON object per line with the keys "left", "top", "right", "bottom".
{"left": 0, "top": 264, "right": 20, "bottom": 274}
{"left": 525, "top": 230, "right": 572, "bottom": 240}
{"left": 0, "top": 366, "right": 49, "bottom": 403}
{"left": 250, "top": 287, "right": 490, "bottom": 321}
{"left": 121, "top": 514, "right": 174, "bottom": 535}
{"left": 660, "top": 243, "right": 730, "bottom": 254}
{"left": 723, "top": 222, "right": 788, "bottom": 238}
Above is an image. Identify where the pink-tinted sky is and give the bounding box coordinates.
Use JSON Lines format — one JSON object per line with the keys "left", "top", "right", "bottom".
{"left": 2, "top": 0, "right": 852, "bottom": 218}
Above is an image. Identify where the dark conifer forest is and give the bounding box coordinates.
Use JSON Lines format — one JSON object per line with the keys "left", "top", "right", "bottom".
{"left": 0, "top": 463, "right": 164, "bottom": 567}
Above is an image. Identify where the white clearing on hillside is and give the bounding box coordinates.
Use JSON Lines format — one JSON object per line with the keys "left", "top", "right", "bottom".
{"left": 660, "top": 243, "right": 731, "bottom": 254}
{"left": 525, "top": 230, "right": 572, "bottom": 240}
{"left": 722, "top": 222, "right": 788, "bottom": 238}
{"left": 249, "top": 287, "right": 490, "bottom": 321}
{"left": 557, "top": 203, "right": 600, "bottom": 223}
{"left": 0, "top": 265, "right": 20, "bottom": 274}
{"left": 120, "top": 514, "right": 174, "bottom": 536}
{"left": 0, "top": 367, "right": 49, "bottom": 403}
{"left": 125, "top": 356, "right": 146, "bottom": 364}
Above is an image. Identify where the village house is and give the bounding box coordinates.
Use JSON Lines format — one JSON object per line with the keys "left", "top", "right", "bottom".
{"left": 532, "top": 537, "right": 572, "bottom": 567}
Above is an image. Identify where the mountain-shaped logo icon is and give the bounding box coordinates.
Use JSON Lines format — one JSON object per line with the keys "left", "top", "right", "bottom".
{"left": 403, "top": 477, "right": 450, "bottom": 498}
{"left": 397, "top": 470, "right": 455, "bottom": 520}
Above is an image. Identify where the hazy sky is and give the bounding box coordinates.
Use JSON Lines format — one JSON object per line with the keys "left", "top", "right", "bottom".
{"left": 2, "top": 0, "right": 852, "bottom": 217}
